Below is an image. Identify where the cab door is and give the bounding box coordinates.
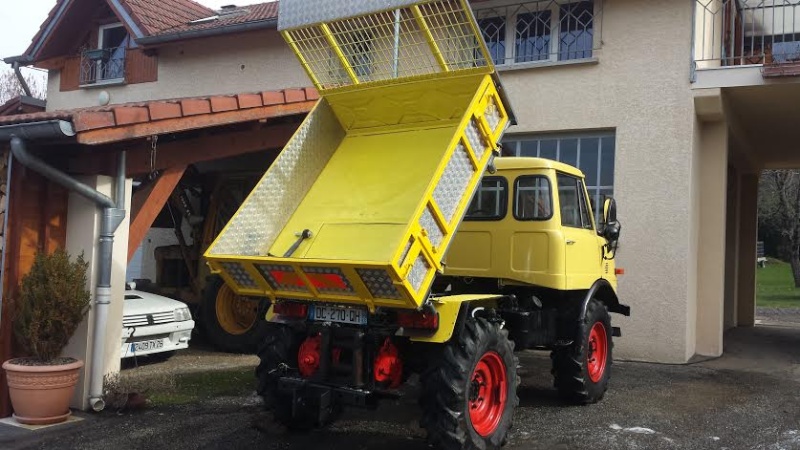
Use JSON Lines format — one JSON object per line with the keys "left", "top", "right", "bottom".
{"left": 557, "top": 173, "right": 603, "bottom": 289}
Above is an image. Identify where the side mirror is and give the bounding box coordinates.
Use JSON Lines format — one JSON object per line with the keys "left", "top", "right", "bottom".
{"left": 602, "top": 197, "right": 617, "bottom": 225}
{"left": 601, "top": 197, "right": 621, "bottom": 243}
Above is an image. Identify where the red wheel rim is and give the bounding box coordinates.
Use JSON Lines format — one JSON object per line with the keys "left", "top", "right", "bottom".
{"left": 468, "top": 351, "right": 507, "bottom": 437}
{"left": 587, "top": 322, "right": 608, "bottom": 383}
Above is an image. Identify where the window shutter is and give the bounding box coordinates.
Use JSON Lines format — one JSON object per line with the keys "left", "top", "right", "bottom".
{"left": 125, "top": 49, "right": 158, "bottom": 84}
{"left": 59, "top": 56, "right": 81, "bottom": 92}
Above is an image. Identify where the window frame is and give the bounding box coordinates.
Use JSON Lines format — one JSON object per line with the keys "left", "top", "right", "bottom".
{"left": 475, "top": 0, "right": 596, "bottom": 67}
{"left": 556, "top": 173, "right": 584, "bottom": 229}
{"left": 464, "top": 176, "right": 509, "bottom": 222}
{"left": 513, "top": 175, "right": 554, "bottom": 221}
{"left": 504, "top": 131, "right": 615, "bottom": 226}
{"left": 576, "top": 178, "right": 595, "bottom": 231}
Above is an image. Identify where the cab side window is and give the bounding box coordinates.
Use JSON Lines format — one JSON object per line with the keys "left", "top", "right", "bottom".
{"left": 514, "top": 176, "right": 552, "bottom": 221}
{"left": 557, "top": 174, "right": 582, "bottom": 228}
{"left": 465, "top": 176, "right": 508, "bottom": 221}
{"left": 577, "top": 179, "right": 595, "bottom": 230}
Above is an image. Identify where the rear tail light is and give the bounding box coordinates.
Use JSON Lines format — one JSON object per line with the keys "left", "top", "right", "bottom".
{"left": 273, "top": 302, "right": 309, "bottom": 319}
{"left": 397, "top": 310, "right": 439, "bottom": 330}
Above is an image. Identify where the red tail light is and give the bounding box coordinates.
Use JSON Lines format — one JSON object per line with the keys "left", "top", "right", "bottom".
{"left": 397, "top": 310, "right": 439, "bottom": 330}
{"left": 273, "top": 302, "right": 309, "bottom": 319}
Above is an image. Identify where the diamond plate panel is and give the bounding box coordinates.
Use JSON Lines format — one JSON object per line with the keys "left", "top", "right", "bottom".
{"left": 208, "top": 102, "right": 344, "bottom": 257}
{"left": 433, "top": 144, "right": 474, "bottom": 224}
{"left": 279, "top": 0, "right": 422, "bottom": 30}
{"left": 357, "top": 268, "right": 403, "bottom": 299}
{"left": 485, "top": 98, "right": 501, "bottom": 132}
{"left": 220, "top": 262, "right": 259, "bottom": 289}
{"left": 304, "top": 266, "right": 357, "bottom": 295}
{"left": 408, "top": 255, "right": 430, "bottom": 293}
{"left": 256, "top": 264, "right": 308, "bottom": 293}
{"left": 398, "top": 239, "right": 413, "bottom": 266}
{"left": 419, "top": 206, "right": 444, "bottom": 250}
{"left": 465, "top": 117, "right": 488, "bottom": 161}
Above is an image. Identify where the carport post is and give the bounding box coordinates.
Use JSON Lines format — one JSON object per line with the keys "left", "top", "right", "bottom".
{"left": 7, "top": 133, "right": 126, "bottom": 411}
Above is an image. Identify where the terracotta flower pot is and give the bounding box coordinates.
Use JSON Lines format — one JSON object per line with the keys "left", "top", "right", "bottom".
{"left": 2, "top": 358, "right": 84, "bottom": 425}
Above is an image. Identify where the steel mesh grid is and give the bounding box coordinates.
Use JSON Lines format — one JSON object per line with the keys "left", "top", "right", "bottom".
{"left": 356, "top": 268, "right": 404, "bottom": 299}
{"left": 285, "top": 0, "right": 488, "bottom": 91}
{"left": 433, "top": 143, "right": 475, "bottom": 224}
{"left": 220, "top": 262, "right": 259, "bottom": 290}
{"left": 303, "top": 266, "right": 358, "bottom": 295}
{"left": 256, "top": 264, "right": 309, "bottom": 293}
{"left": 408, "top": 255, "right": 431, "bottom": 293}
{"left": 398, "top": 239, "right": 413, "bottom": 266}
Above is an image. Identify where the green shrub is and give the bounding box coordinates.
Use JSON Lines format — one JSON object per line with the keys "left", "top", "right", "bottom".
{"left": 13, "top": 249, "right": 90, "bottom": 362}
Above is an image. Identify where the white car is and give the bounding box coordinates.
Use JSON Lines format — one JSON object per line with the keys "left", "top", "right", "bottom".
{"left": 121, "top": 287, "right": 195, "bottom": 359}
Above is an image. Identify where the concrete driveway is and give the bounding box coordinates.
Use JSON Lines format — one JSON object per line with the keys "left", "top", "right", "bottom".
{"left": 4, "top": 325, "right": 800, "bottom": 450}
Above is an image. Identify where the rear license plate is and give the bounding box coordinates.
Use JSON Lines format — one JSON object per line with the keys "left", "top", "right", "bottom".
{"left": 131, "top": 339, "right": 164, "bottom": 352}
{"left": 310, "top": 305, "right": 368, "bottom": 325}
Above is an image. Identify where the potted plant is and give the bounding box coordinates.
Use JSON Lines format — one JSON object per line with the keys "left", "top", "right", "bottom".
{"left": 2, "top": 249, "right": 90, "bottom": 425}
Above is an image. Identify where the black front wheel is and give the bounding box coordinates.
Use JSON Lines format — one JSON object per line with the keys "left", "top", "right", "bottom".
{"left": 551, "top": 298, "right": 612, "bottom": 404}
{"left": 420, "top": 318, "right": 519, "bottom": 450}
{"left": 199, "top": 276, "right": 268, "bottom": 353}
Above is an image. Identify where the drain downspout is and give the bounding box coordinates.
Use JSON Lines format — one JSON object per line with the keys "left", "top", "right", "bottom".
{"left": 8, "top": 135, "right": 126, "bottom": 412}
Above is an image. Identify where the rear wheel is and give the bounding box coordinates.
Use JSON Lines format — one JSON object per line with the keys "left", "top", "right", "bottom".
{"left": 420, "top": 318, "right": 519, "bottom": 450}
{"left": 255, "top": 324, "right": 335, "bottom": 430}
{"left": 200, "top": 276, "right": 267, "bottom": 353}
{"left": 551, "top": 298, "right": 612, "bottom": 404}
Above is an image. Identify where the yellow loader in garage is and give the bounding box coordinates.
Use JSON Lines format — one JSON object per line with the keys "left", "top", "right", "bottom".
{"left": 205, "top": 1, "right": 630, "bottom": 448}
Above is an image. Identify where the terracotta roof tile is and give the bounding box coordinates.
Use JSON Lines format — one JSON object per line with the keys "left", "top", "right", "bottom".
{"left": 151, "top": 2, "right": 279, "bottom": 37}
{"left": 0, "top": 88, "right": 317, "bottom": 143}
{"left": 121, "top": 0, "right": 216, "bottom": 35}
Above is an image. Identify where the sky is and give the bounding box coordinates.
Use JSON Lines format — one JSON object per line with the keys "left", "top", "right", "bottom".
{"left": 0, "top": 0, "right": 242, "bottom": 81}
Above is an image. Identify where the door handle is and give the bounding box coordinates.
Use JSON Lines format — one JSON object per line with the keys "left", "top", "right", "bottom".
{"left": 566, "top": 240, "right": 576, "bottom": 245}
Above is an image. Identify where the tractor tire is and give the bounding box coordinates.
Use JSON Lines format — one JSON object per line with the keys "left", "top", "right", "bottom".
{"left": 200, "top": 276, "right": 268, "bottom": 353}
{"left": 255, "top": 324, "right": 328, "bottom": 431}
{"left": 551, "top": 298, "right": 612, "bottom": 405}
{"left": 419, "top": 318, "right": 519, "bottom": 450}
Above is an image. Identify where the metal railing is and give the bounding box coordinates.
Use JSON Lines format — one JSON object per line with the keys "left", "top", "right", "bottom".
{"left": 694, "top": 0, "right": 800, "bottom": 69}
{"left": 472, "top": 0, "right": 600, "bottom": 66}
{"left": 80, "top": 46, "right": 126, "bottom": 85}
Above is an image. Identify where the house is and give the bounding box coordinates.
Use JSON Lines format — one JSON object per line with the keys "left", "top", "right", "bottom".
{"left": 0, "top": 0, "right": 315, "bottom": 416}
{"left": 1, "top": 0, "right": 797, "bottom": 415}
{"left": 0, "top": 96, "right": 46, "bottom": 117}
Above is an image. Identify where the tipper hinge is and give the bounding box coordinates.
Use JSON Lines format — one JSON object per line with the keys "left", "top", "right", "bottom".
{"left": 284, "top": 229, "right": 313, "bottom": 257}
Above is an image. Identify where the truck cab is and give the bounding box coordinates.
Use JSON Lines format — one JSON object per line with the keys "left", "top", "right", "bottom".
{"left": 446, "top": 157, "right": 618, "bottom": 293}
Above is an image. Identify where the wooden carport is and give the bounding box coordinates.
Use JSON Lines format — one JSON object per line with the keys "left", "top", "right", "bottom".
{"left": 0, "top": 87, "right": 317, "bottom": 416}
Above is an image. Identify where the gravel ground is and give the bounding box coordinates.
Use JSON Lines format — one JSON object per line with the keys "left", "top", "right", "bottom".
{"left": 757, "top": 307, "right": 800, "bottom": 325}
{"left": 5, "top": 326, "right": 800, "bottom": 450}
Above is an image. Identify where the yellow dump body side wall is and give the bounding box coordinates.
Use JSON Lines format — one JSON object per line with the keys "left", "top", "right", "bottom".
{"left": 205, "top": 74, "right": 509, "bottom": 311}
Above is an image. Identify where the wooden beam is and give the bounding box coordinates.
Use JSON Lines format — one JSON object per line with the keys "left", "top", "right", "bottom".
{"left": 76, "top": 101, "right": 315, "bottom": 145}
{"left": 127, "top": 165, "right": 186, "bottom": 263}
{"left": 126, "top": 122, "right": 297, "bottom": 175}
{"left": 69, "top": 122, "right": 300, "bottom": 176}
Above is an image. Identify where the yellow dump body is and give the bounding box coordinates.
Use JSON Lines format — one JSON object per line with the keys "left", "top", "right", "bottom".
{"left": 205, "top": 0, "right": 511, "bottom": 311}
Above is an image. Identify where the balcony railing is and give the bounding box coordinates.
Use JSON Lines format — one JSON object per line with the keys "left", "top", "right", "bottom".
{"left": 80, "top": 46, "right": 126, "bottom": 86}
{"left": 694, "top": 0, "right": 800, "bottom": 70}
{"left": 472, "top": 0, "right": 601, "bottom": 67}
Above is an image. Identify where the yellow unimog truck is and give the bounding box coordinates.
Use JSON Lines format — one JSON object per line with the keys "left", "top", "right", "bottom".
{"left": 204, "top": 1, "right": 630, "bottom": 448}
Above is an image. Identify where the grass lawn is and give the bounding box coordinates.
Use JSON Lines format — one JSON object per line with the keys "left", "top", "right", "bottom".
{"left": 757, "top": 260, "right": 800, "bottom": 308}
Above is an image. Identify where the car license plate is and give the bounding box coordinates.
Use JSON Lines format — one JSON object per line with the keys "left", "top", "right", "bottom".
{"left": 310, "top": 305, "right": 367, "bottom": 325}
{"left": 131, "top": 339, "right": 164, "bottom": 352}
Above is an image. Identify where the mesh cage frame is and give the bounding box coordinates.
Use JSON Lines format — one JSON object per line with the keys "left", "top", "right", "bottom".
{"left": 281, "top": 0, "right": 494, "bottom": 93}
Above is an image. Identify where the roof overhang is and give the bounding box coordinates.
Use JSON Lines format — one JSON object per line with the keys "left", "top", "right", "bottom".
{"left": 137, "top": 18, "right": 278, "bottom": 46}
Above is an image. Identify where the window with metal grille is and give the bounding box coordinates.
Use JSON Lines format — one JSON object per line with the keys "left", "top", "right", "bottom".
{"left": 475, "top": 0, "right": 595, "bottom": 65}
{"left": 504, "top": 132, "right": 614, "bottom": 225}
{"left": 465, "top": 176, "right": 508, "bottom": 221}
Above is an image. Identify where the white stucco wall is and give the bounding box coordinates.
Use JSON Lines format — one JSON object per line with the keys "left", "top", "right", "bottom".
{"left": 46, "top": 29, "right": 308, "bottom": 111}
{"left": 62, "top": 176, "right": 132, "bottom": 410}
{"left": 496, "top": 0, "right": 698, "bottom": 363}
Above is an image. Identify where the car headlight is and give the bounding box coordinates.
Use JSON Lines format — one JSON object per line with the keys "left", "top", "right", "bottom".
{"left": 174, "top": 307, "right": 192, "bottom": 322}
